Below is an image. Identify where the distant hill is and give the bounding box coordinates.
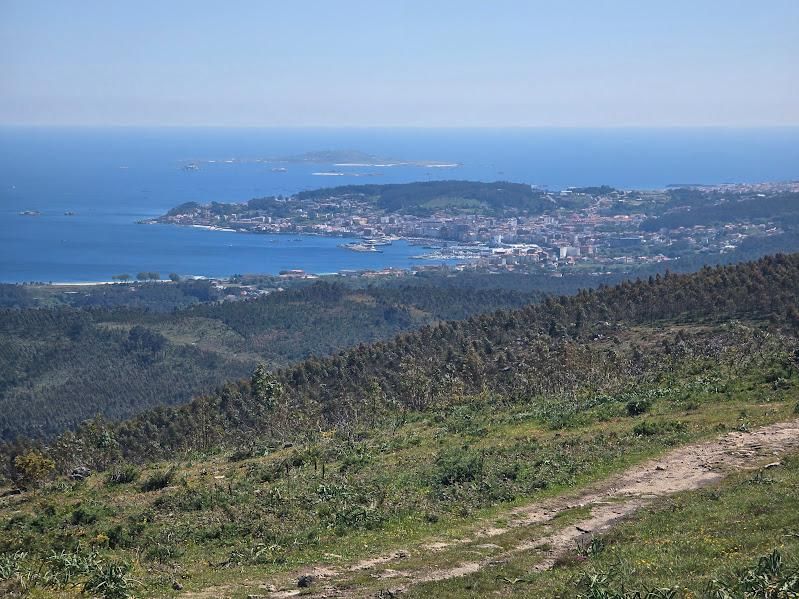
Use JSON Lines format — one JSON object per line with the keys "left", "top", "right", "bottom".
{"left": 641, "top": 191, "right": 799, "bottom": 231}
{"left": 296, "top": 180, "right": 553, "bottom": 215}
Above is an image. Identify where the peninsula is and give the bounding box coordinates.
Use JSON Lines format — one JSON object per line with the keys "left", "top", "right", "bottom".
{"left": 145, "top": 179, "right": 799, "bottom": 275}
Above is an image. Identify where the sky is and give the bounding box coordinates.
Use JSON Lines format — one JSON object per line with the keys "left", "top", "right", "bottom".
{"left": 0, "top": 0, "right": 797, "bottom": 127}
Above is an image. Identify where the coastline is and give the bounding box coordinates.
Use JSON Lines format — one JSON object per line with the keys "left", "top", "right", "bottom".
{"left": 3, "top": 224, "right": 461, "bottom": 284}
{"left": 47, "top": 281, "right": 118, "bottom": 286}
{"left": 44, "top": 279, "right": 176, "bottom": 287}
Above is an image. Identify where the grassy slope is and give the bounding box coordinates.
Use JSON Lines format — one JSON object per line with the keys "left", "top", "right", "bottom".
{"left": 1, "top": 321, "right": 797, "bottom": 597}
{"left": 412, "top": 452, "right": 799, "bottom": 598}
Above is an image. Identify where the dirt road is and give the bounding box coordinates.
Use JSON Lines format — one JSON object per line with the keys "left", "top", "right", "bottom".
{"left": 188, "top": 418, "right": 799, "bottom": 598}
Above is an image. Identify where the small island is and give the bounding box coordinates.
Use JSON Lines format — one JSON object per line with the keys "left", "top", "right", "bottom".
{"left": 179, "top": 149, "right": 461, "bottom": 170}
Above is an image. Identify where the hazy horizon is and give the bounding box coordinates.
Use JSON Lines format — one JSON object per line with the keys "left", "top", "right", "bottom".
{"left": 4, "top": 124, "right": 799, "bottom": 131}
{"left": 1, "top": 1, "right": 797, "bottom": 128}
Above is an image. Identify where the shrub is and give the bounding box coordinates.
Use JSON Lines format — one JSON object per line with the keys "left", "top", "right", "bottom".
{"left": 139, "top": 467, "right": 176, "bottom": 492}
{"left": 143, "top": 537, "right": 184, "bottom": 563}
{"left": 433, "top": 448, "right": 483, "bottom": 486}
{"left": 633, "top": 420, "right": 686, "bottom": 437}
{"left": 105, "top": 465, "right": 139, "bottom": 486}
{"left": 71, "top": 504, "right": 103, "bottom": 526}
{"left": 626, "top": 398, "right": 651, "bottom": 416}
{"left": 13, "top": 450, "right": 55, "bottom": 489}
{"left": 106, "top": 518, "right": 146, "bottom": 550}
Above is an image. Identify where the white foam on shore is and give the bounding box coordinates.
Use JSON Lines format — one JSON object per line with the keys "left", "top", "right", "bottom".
{"left": 48, "top": 281, "right": 118, "bottom": 286}
{"left": 47, "top": 279, "right": 172, "bottom": 286}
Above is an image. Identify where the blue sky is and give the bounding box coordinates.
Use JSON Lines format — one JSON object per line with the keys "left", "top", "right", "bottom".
{"left": 1, "top": 1, "right": 797, "bottom": 126}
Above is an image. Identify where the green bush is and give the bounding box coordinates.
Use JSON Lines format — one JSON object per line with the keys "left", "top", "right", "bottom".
{"left": 433, "top": 448, "right": 483, "bottom": 486}
{"left": 106, "top": 525, "right": 136, "bottom": 550}
{"left": 633, "top": 420, "right": 686, "bottom": 437}
{"left": 70, "top": 504, "right": 104, "bottom": 526}
{"left": 105, "top": 465, "right": 139, "bottom": 486}
{"left": 139, "top": 467, "right": 176, "bottom": 492}
{"left": 626, "top": 398, "right": 651, "bottom": 416}
{"left": 13, "top": 450, "right": 55, "bottom": 489}
{"left": 144, "top": 538, "right": 184, "bottom": 563}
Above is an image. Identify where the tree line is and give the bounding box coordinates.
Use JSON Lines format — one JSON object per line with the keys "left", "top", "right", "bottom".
{"left": 4, "top": 253, "right": 796, "bottom": 473}
{"left": 0, "top": 279, "right": 542, "bottom": 441}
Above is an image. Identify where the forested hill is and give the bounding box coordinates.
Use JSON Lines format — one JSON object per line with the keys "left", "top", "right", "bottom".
{"left": 640, "top": 191, "right": 799, "bottom": 231}
{"left": 0, "top": 279, "right": 551, "bottom": 442}
{"left": 295, "top": 180, "right": 552, "bottom": 214}
{"left": 16, "top": 253, "right": 797, "bottom": 466}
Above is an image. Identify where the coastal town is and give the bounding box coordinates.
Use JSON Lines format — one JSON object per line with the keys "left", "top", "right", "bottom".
{"left": 145, "top": 180, "right": 798, "bottom": 277}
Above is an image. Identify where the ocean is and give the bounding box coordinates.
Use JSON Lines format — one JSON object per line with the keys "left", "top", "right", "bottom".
{"left": 1, "top": 127, "right": 798, "bottom": 283}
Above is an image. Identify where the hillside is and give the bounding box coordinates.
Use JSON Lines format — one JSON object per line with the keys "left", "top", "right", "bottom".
{"left": 640, "top": 191, "right": 799, "bottom": 231}
{"left": 1, "top": 254, "right": 798, "bottom": 598}
{"left": 80, "top": 253, "right": 799, "bottom": 462}
{"left": 295, "top": 180, "right": 552, "bottom": 215}
{"left": 0, "top": 277, "right": 552, "bottom": 441}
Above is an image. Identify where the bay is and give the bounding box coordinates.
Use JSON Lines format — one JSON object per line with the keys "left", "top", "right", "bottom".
{"left": 1, "top": 127, "right": 797, "bottom": 283}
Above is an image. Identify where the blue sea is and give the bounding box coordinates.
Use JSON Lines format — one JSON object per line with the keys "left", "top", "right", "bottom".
{"left": 1, "top": 127, "right": 798, "bottom": 283}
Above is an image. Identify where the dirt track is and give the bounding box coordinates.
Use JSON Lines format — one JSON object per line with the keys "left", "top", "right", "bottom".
{"left": 188, "top": 418, "right": 799, "bottom": 598}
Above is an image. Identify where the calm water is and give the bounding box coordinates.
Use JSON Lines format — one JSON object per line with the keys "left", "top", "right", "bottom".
{"left": 1, "top": 127, "right": 798, "bottom": 282}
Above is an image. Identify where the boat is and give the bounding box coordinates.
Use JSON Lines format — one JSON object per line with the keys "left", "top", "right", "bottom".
{"left": 20, "top": 210, "right": 40, "bottom": 216}
{"left": 362, "top": 237, "right": 393, "bottom": 246}
{"left": 339, "top": 242, "right": 383, "bottom": 253}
